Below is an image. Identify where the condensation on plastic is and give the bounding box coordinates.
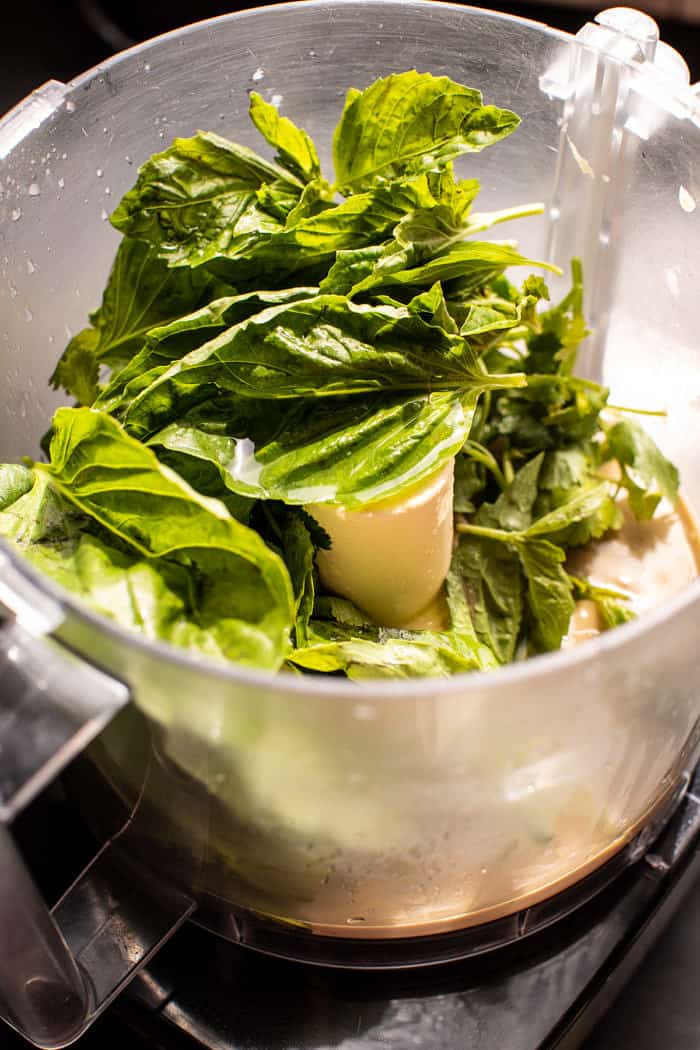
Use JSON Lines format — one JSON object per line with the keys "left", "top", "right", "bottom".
{"left": 1, "top": 1, "right": 700, "bottom": 1045}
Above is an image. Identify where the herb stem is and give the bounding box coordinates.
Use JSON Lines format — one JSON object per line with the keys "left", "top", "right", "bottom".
{"left": 606, "top": 404, "right": 668, "bottom": 418}
{"left": 456, "top": 521, "right": 522, "bottom": 543}
{"left": 461, "top": 440, "right": 507, "bottom": 489}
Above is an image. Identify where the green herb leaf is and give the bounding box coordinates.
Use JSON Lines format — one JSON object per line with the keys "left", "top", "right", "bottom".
{"left": 120, "top": 295, "right": 524, "bottom": 436}
{"left": 605, "top": 418, "right": 680, "bottom": 520}
{"left": 42, "top": 407, "right": 294, "bottom": 669}
{"left": 477, "top": 453, "right": 544, "bottom": 532}
{"left": 51, "top": 239, "right": 219, "bottom": 403}
{"left": 333, "top": 71, "right": 519, "bottom": 193}
{"left": 110, "top": 131, "right": 299, "bottom": 266}
{"left": 519, "top": 538, "right": 574, "bottom": 651}
{"left": 455, "top": 537, "right": 523, "bottom": 663}
{"left": 570, "top": 575, "right": 636, "bottom": 630}
{"left": 148, "top": 388, "right": 481, "bottom": 508}
{"left": 249, "top": 92, "right": 321, "bottom": 183}
{"left": 0, "top": 463, "right": 35, "bottom": 511}
{"left": 98, "top": 286, "right": 318, "bottom": 411}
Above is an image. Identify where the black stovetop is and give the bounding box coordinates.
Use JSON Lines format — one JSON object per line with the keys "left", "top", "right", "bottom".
{"left": 4, "top": 3, "right": 700, "bottom": 1048}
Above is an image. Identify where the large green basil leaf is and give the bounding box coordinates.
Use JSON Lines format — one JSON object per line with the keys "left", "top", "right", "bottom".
{"left": 98, "top": 287, "right": 319, "bottom": 411}
{"left": 120, "top": 295, "right": 525, "bottom": 438}
{"left": 51, "top": 239, "right": 220, "bottom": 404}
{"left": 111, "top": 131, "right": 300, "bottom": 266}
{"left": 332, "top": 72, "right": 519, "bottom": 193}
{"left": 41, "top": 408, "right": 294, "bottom": 669}
{"left": 149, "top": 388, "right": 481, "bottom": 508}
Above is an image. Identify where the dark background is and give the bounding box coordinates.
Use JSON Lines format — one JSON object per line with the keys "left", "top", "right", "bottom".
{"left": 1, "top": 0, "right": 700, "bottom": 117}
{"left": 2, "top": 2, "right": 700, "bottom": 1049}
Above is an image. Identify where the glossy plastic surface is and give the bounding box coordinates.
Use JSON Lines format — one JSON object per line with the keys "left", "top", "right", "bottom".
{"left": 1, "top": 0, "right": 700, "bottom": 960}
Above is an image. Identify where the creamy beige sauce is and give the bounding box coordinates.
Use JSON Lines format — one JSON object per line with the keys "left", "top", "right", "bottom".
{"left": 564, "top": 496, "right": 700, "bottom": 648}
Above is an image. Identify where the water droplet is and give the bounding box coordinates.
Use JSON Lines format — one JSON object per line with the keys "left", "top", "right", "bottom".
{"left": 28, "top": 183, "right": 40, "bottom": 196}
{"left": 45, "top": 168, "right": 51, "bottom": 177}
{"left": 58, "top": 177, "right": 65, "bottom": 189}
{"left": 24, "top": 307, "right": 33, "bottom": 323}
{"left": 96, "top": 168, "right": 103, "bottom": 178}
{"left": 154, "top": 116, "right": 160, "bottom": 125}
{"left": 65, "top": 100, "right": 76, "bottom": 113}
{"left": 345, "top": 916, "right": 366, "bottom": 925}
{"left": 26, "top": 259, "right": 36, "bottom": 275}
{"left": 48, "top": 334, "right": 54, "bottom": 343}
{"left": 308, "top": 49, "right": 316, "bottom": 57}
{"left": 104, "top": 186, "right": 111, "bottom": 195}
{"left": 8, "top": 281, "right": 17, "bottom": 300}
{"left": 61, "top": 152, "right": 68, "bottom": 160}
{"left": 125, "top": 155, "right": 133, "bottom": 165}
{"left": 252, "top": 67, "right": 265, "bottom": 81}
{"left": 11, "top": 208, "right": 21, "bottom": 222}
{"left": 679, "top": 185, "right": 696, "bottom": 213}
{"left": 271, "top": 93, "right": 283, "bottom": 108}
{"left": 100, "top": 208, "right": 109, "bottom": 221}
{"left": 102, "top": 127, "right": 108, "bottom": 134}
{"left": 144, "top": 62, "right": 151, "bottom": 72}
{"left": 64, "top": 324, "right": 72, "bottom": 339}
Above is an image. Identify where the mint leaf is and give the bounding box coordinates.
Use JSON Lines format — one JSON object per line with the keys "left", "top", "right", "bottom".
{"left": 456, "top": 538, "right": 523, "bottom": 663}
{"left": 519, "top": 538, "right": 574, "bottom": 651}
{"left": 605, "top": 418, "right": 680, "bottom": 520}
{"left": 478, "top": 453, "right": 544, "bottom": 532}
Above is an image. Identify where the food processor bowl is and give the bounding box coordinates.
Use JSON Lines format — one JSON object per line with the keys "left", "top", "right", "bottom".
{"left": 1, "top": 2, "right": 700, "bottom": 1046}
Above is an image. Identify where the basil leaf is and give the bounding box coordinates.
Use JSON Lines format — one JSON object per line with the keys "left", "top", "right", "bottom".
{"left": 519, "top": 538, "right": 574, "bottom": 651}
{"left": 350, "top": 242, "right": 557, "bottom": 298}
{"left": 333, "top": 71, "right": 519, "bottom": 193}
{"left": 290, "top": 619, "right": 495, "bottom": 679}
{"left": 0, "top": 464, "right": 34, "bottom": 510}
{"left": 149, "top": 389, "right": 480, "bottom": 509}
{"left": 43, "top": 407, "right": 295, "bottom": 669}
{"left": 605, "top": 418, "right": 680, "bottom": 520}
{"left": 51, "top": 239, "right": 219, "bottom": 404}
{"left": 249, "top": 92, "right": 321, "bottom": 183}
{"left": 98, "top": 286, "right": 318, "bottom": 411}
{"left": 319, "top": 244, "right": 387, "bottom": 295}
{"left": 121, "top": 295, "right": 524, "bottom": 437}
{"left": 111, "top": 131, "right": 299, "bottom": 266}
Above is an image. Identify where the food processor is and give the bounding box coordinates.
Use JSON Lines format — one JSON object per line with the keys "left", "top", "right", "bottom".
{"left": 1, "top": 2, "right": 700, "bottom": 1047}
